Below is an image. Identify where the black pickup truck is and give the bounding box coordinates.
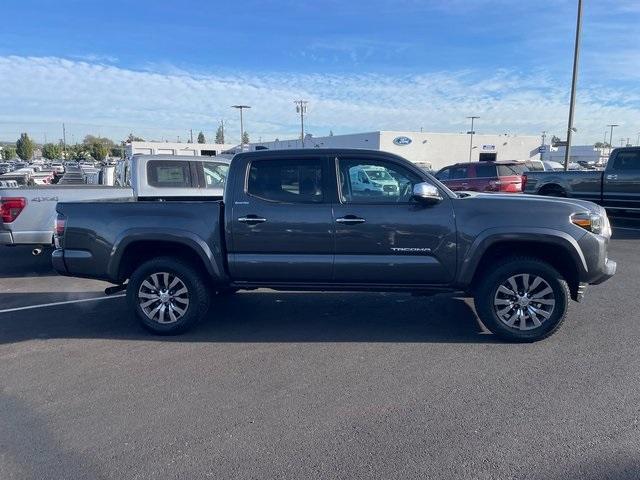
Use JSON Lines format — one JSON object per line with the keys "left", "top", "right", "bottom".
{"left": 52, "top": 149, "right": 616, "bottom": 342}
{"left": 523, "top": 147, "right": 640, "bottom": 212}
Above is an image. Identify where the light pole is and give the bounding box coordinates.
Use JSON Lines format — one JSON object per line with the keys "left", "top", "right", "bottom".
{"left": 294, "top": 100, "right": 308, "bottom": 148}
{"left": 231, "top": 105, "right": 251, "bottom": 149}
{"left": 563, "top": 0, "right": 583, "bottom": 172}
{"left": 467, "top": 116, "right": 479, "bottom": 162}
{"left": 607, "top": 124, "right": 618, "bottom": 156}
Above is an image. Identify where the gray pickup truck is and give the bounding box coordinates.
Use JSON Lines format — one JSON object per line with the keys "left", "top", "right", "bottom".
{"left": 523, "top": 147, "right": 640, "bottom": 212}
{"left": 53, "top": 149, "right": 616, "bottom": 342}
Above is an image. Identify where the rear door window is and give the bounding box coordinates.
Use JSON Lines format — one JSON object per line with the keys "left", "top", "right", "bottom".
{"left": 147, "top": 161, "right": 193, "bottom": 188}
{"left": 475, "top": 164, "right": 497, "bottom": 178}
{"left": 612, "top": 151, "right": 640, "bottom": 171}
{"left": 202, "top": 161, "right": 229, "bottom": 189}
{"left": 247, "top": 158, "right": 324, "bottom": 203}
{"left": 451, "top": 166, "right": 469, "bottom": 179}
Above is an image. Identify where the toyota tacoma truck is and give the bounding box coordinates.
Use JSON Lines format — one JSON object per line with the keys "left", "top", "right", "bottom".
{"left": 523, "top": 147, "right": 640, "bottom": 212}
{"left": 52, "top": 149, "right": 616, "bottom": 342}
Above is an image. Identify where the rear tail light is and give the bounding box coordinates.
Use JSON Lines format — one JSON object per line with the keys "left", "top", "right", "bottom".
{"left": 55, "top": 213, "right": 66, "bottom": 236}
{"left": 1, "top": 197, "right": 26, "bottom": 223}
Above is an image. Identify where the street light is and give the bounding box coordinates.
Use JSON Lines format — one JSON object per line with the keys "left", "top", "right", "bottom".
{"left": 606, "top": 124, "right": 618, "bottom": 155}
{"left": 563, "top": 0, "right": 583, "bottom": 172}
{"left": 231, "top": 105, "right": 251, "bottom": 149}
{"left": 466, "top": 116, "right": 480, "bottom": 162}
{"left": 294, "top": 100, "right": 308, "bottom": 148}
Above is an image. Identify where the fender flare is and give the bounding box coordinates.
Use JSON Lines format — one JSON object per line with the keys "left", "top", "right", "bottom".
{"left": 457, "top": 227, "right": 588, "bottom": 285}
{"left": 107, "top": 228, "right": 227, "bottom": 282}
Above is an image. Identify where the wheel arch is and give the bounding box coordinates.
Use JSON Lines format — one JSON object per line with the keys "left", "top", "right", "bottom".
{"left": 108, "top": 229, "right": 227, "bottom": 284}
{"left": 459, "top": 229, "right": 587, "bottom": 300}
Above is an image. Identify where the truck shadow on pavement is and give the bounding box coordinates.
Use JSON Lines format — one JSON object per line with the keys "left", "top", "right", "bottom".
{"left": 0, "top": 292, "right": 497, "bottom": 344}
{"left": 0, "top": 393, "right": 105, "bottom": 479}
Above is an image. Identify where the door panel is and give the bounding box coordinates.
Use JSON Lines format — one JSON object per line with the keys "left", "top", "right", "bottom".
{"left": 229, "top": 156, "right": 334, "bottom": 281}
{"left": 333, "top": 157, "right": 457, "bottom": 284}
{"left": 603, "top": 150, "right": 640, "bottom": 210}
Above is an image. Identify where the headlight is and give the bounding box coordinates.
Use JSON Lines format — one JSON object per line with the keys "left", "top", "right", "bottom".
{"left": 571, "top": 212, "right": 611, "bottom": 237}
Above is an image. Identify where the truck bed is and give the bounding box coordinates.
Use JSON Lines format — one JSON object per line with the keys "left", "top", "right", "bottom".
{"left": 1, "top": 186, "right": 133, "bottom": 246}
{"left": 523, "top": 170, "right": 603, "bottom": 203}
{"left": 56, "top": 200, "right": 225, "bottom": 283}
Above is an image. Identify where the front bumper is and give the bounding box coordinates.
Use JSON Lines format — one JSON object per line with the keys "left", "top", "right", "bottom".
{"left": 590, "top": 258, "right": 617, "bottom": 285}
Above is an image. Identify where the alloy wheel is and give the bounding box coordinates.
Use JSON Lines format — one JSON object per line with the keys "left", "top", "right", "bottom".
{"left": 493, "top": 273, "right": 556, "bottom": 331}
{"left": 137, "top": 272, "right": 190, "bottom": 324}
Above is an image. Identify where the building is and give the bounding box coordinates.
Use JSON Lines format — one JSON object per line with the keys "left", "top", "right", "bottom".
{"left": 246, "top": 131, "right": 542, "bottom": 171}
{"left": 540, "top": 145, "right": 608, "bottom": 166}
{"left": 125, "top": 141, "right": 235, "bottom": 158}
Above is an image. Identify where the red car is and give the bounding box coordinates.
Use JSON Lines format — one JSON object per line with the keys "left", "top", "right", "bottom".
{"left": 434, "top": 161, "right": 527, "bottom": 193}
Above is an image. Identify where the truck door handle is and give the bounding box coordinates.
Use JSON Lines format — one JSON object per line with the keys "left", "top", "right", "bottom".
{"left": 238, "top": 215, "right": 267, "bottom": 225}
{"left": 336, "top": 216, "right": 366, "bottom": 224}
{"left": 606, "top": 174, "right": 618, "bottom": 180}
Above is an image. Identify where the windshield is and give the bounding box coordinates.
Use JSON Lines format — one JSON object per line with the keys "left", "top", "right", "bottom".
{"left": 365, "top": 169, "right": 393, "bottom": 180}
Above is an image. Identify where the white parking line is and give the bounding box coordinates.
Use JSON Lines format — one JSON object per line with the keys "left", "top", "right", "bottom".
{"left": 0, "top": 294, "right": 125, "bottom": 314}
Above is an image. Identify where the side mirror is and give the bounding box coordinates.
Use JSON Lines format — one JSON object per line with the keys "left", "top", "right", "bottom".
{"left": 412, "top": 182, "right": 442, "bottom": 205}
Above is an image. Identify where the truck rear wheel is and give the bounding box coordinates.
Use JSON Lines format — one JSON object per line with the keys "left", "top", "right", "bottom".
{"left": 127, "top": 257, "right": 210, "bottom": 335}
{"left": 474, "top": 257, "right": 570, "bottom": 342}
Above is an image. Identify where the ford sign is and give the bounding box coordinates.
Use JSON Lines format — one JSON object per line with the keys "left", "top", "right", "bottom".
{"left": 393, "top": 136, "right": 412, "bottom": 146}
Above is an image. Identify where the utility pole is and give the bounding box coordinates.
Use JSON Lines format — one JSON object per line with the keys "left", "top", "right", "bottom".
{"left": 607, "top": 124, "right": 618, "bottom": 156}
{"left": 62, "top": 123, "right": 67, "bottom": 158}
{"left": 467, "top": 116, "right": 480, "bottom": 162}
{"left": 294, "top": 100, "right": 308, "bottom": 148}
{"left": 190, "top": 129, "right": 193, "bottom": 143}
{"left": 563, "top": 0, "right": 583, "bottom": 172}
{"left": 231, "top": 105, "right": 251, "bottom": 149}
{"left": 541, "top": 131, "right": 547, "bottom": 146}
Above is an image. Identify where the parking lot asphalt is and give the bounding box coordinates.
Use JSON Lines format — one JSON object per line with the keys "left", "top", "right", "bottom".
{"left": 1, "top": 220, "right": 640, "bottom": 480}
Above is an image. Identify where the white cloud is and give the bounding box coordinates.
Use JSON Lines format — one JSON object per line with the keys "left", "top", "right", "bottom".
{"left": 0, "top": 55, "right": 638, "bottom": 145}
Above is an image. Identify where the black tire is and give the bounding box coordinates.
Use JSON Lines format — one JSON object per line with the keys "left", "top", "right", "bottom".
{"left": 474, "top": 257, "right": 570, "bottom": 342}
{"left": 127, "top": 257, "right": 211, "bottom": 335}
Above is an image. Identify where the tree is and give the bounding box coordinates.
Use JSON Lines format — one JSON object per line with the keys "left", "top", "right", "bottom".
{"left": 83, "top": 135, "right": 114, "bottom": 162}
{"left": 41, "top": 143, "right": 62, "bottom": 160}
{"left": 594, "top": 142, "right": 610, "bottom": 148}
{"left": 126, "top": 133, "right": 145, "bottom": 143}
{"left": 551, "top": 135, "right": 562, "bottom": 146}
{"left": 197, "top": 131, "right": 206, "bottom": 143}
{"left": 68, "top": 144, "right": 91, "bottom": 161}
{"left": 215, "top": 125, "right": 225, "bottom": 144}
{"left": 16, "top": 133, "right": 35, "bottom": 161}
{"left": 241, "top": 131, "right": 250, "bottom": 144}
{"left": 1, "top": 146, "right": 16, "bottom": 161}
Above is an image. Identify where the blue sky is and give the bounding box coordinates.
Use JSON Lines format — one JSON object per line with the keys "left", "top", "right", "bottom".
{"left": 0, "top": 0, "right": 639, "bottom": 145}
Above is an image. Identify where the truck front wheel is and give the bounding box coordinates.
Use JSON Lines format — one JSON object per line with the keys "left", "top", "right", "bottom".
{"left": 474, "top": 257, "right": 570, "bottom": 342}
{"left": 127, "top": 257, "right": 211, "bottom": 335}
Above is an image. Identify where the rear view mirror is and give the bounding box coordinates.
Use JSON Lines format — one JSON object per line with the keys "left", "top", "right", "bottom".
{"left": 412, "top": 182, "right": 442, "bottom": 205}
